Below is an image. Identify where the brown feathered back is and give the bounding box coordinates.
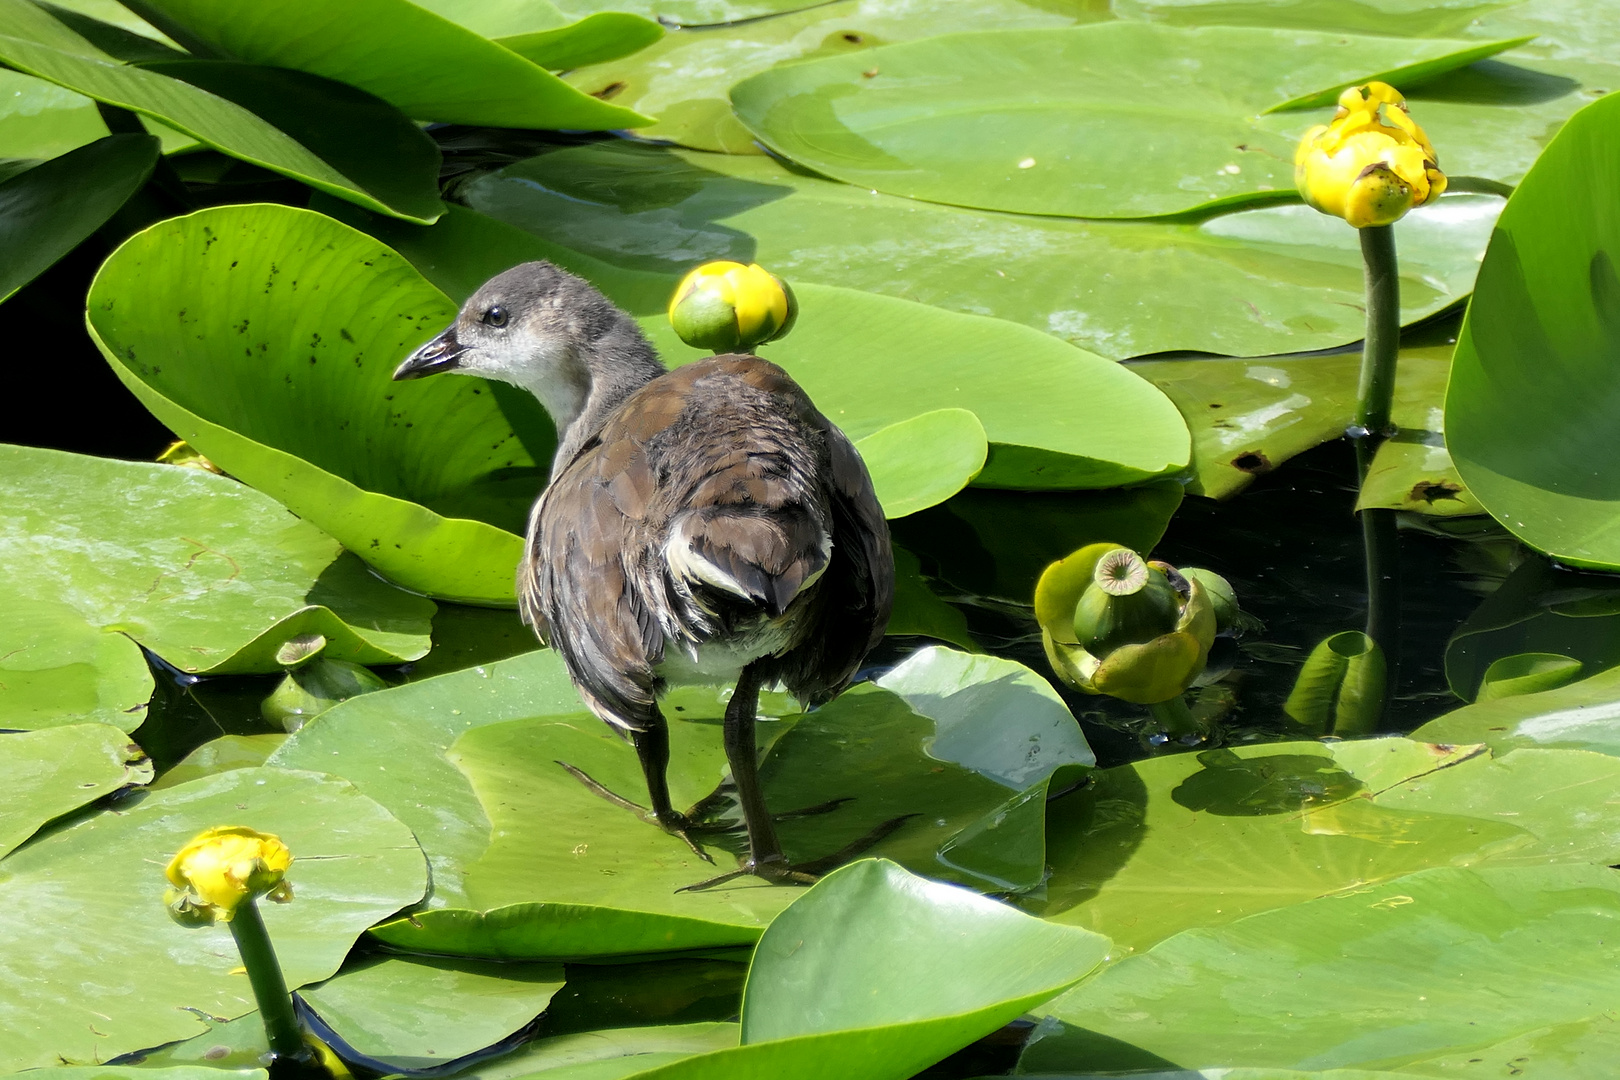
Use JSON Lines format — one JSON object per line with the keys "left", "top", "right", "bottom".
{"left": 519, "top": 354, "right": 892, "bottom": 733}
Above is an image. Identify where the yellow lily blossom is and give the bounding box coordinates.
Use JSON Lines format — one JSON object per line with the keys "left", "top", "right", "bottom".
{"left": 669, "top": 261, "right": 797, "bottom": 353}
{"left": 165, "top": 825, "right": 293, "bottom": 924}
{"left": 1295, "top": 81, "right": 1445, "bottom": 228}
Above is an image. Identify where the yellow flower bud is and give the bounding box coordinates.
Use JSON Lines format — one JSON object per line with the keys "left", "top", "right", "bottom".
{"left": 668, "top": 261, "right": 797, "bottom": 353}
{"left": 165, "top": 826, "right": 292, "bottom": 925}
{"left": 1295, "top": 81, "right": 1445, "bottom": 228}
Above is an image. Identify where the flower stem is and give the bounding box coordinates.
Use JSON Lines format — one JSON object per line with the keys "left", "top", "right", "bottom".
{"left": 229, "top": 899, "right": 310, "bottom": 1066}
{"left": 1149, "top": 695, "right": 1203, "bottom": 739}
{"left": 1354, "top": 224, "right": 1400, "bottom": 441}
{"left": 1352, "top": 223, "right": 1402, "bottom": 710}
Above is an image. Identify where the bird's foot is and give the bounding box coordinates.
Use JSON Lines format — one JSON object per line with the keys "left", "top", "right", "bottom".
{"left": 674, "top": 813, "right": 917, "bottom": 892}
{"left": 682, "top": 793, "right": 855, "bottom": 835}
{"left": 555, "top": 760, "right": 714, "bottom": 864}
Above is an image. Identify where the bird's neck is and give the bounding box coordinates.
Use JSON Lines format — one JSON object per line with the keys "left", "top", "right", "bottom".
{"left": 547, "top": 328, "right": 666, "bottom": 476}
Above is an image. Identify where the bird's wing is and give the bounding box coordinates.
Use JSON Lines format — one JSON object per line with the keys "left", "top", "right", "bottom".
{"left": 519, "top": 443, "right": 664, "bottom": 733}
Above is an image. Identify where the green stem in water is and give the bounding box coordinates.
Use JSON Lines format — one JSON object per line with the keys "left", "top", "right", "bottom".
{"left": 229, "top": 899, "right": 310, "bottom": 1066}
{"left": 1149, "top": 695, "right": 1202, "bottom": 739}
{"left": 1352, "top": 223, "right": 1403, "bottom": 709}
{"left": 1354, "top": 223, "right": 1401, "bottom": 442}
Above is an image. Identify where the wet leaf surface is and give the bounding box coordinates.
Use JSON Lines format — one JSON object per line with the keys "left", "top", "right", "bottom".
{"left": 0, "top": 766, "right": 427, "bottom": 1071}
{"left": 0, "top": 723, "right": 151, "bottom": 859}
{"left": 0, "top": 597, "right": 153, "bottom": 731}
{"left": 0, "top": 445, "right": 433, "bottom": 674}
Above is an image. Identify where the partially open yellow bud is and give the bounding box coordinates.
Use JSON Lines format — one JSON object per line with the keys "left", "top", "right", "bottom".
{"left": 165, "top": 826, "right": 292, "bottom": 924}
{"left": 669, "top": 261, "right": 797, "bottom": 353}
{"left": 1295, "top": 81, "right": 1445, "bottom": 228}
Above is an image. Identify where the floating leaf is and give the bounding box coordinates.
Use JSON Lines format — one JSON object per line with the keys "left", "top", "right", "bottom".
{"left": 1283, "top": 630, "right": 1386, "bottom": 737}
{"left": 1038, "top": 865, "right": 1620, "bottom": 1072}
{"left": 1444, "top": 558, "right": 1620, "bottom": 702}
{"left": 729, "top": 24, "right": 1523, "bottom": 219}
{"left": 0, "top": 132, "right": 155, "bottom": 302}
{"left": 302, "top": 956, "right": 565, "bottom": 1070}
{"left": 0, "top": 445, "right": 434, "bottom": 674}
{"left": 855, "top": 409, "right": 987, "bottom": 519}
{"left": 0, "top": 766, "right": 427, "bottom": 1071}
{"left": 0, "top": 597, "right": 153, "bottom": 731}
{"left": 122, "top": 0, "right": 649, "bottom": 129}
{"left": 88, "top": 204, "right": 541, "bottom": 605}
{"left": 563, "top": 0, "right": 1101, "bottom": 153}
{"left": 1478, "top": 652, "right": 1585, "bottom": 701}
{"left": 1446, "top": 91, "right": 1620, "bottom": 570}
{"left": 0, "top": 1069, "right": 264, "bottom": 1080}
{"left": 1019, "top": 738, "right": 1620, "bottom": 956}
{"left": 423, "top": 1023, "right": 741, "bottom": 1080}
{"left": 1414, "top": 664, "right": 1620, "bottom": 758}
{"left": 0, "top": 1, "right": 443, "bottom": 222}
{"left": 0, "top": 67, "right": 120, "bottom": 160}
{"left": 1134, "top": 345, "right": 1459, "bottom": 499}
{"left": 149, "top": 733, "right": 286, "bottom": 790}
{"left": 1115, "top": 0, "right": 1511, "bottom": 36}
{"left": 461, "top": 143, "right": 1500, "bottom": 361}
{"left": 499, "top": 12, "right": 665, "bottom": 70}
{"left": 0, "top": 724, "right": 150, "bottom": 859}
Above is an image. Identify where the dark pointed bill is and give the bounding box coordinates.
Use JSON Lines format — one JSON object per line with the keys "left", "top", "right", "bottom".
{"left": 393, "top": 326, "right": 465, "bottom": 380}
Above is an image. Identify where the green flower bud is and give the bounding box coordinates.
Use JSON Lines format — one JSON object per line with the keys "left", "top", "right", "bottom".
{"left": 1073, "top": 549, "right": 1181, "bottom": 656}
{"left": 1180, "top": 567, "right": 1240, "bottom": 634}
{"left": 668, "top": 261, "right": 797, "bottom": 353}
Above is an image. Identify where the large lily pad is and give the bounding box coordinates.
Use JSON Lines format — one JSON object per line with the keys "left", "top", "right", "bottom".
{"left": 1038, "top": 864, "right": 1620, "bottom": 1073}
{"left": 1414, "top": 664, "right": 1620, "bottom": 758}
{"left": 424, "top": 1023, "right": 741, "bottom": 1080}
{"left": 0, "top": 766, "right": 427, "bottom": 1072}
{"left": 88, "top": 204, "right": 543, "bottom": 605}
{"left": 461, "top": 143, "right": 1500, "bottom": 361}
{"left": 0, "top": 132, "right": 155, "bottom": 302}
{"left": 1117, "top": 0, "right": 1510, "bottom": 36}
{"left": 273, "top": 646, "right": 1089, "bottom": 958}
{"left": 563, "top": 0, "right": 1102, "bottom": 153}
{"left": 1023, "top": 739, "right": 1620, "bottom": 956}
{"left": 0, "top": 597, "right": 153, "bottom": 731}
{"left": 1446, "top": 91, "right": 1620, "bottom": 570}
{"left": 121, "top": 0, "right": 649, "bottom": 130}
{"left": 301, "top": 956, "right": 566, "bottom": 1070}
{"left": 0, "top": 723, "right": 150, "bottom": 859}
{"left": 1132, "top": 345, "right": 1461, "bottom": 500}
{"left": 0, "top": 445, "right": 433, "bottom": 674}
{"left": 854, "top": 409, "right": 986, "bottom": 519}
{"left": 0, "top": 0, "right": 443, "bottom": 222}
{"left": 0, "top": 67, "right": 118, "bottom": 160}
{"left": 729, "top": 24, "right": 1523, "bottom": 219}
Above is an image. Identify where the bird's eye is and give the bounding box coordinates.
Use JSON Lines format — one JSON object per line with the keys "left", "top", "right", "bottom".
{"left": 482, "top": 305, "right": 509, "bottom": 328}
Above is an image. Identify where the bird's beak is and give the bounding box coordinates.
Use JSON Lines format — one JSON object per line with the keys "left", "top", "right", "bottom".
{"left": 393, "top": 325, "right": 466, "bottom": 381}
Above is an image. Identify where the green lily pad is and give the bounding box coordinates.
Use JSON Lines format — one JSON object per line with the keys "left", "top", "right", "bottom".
{"left": 0, "top": 1069, "right": 264, "bottom": 1080}
{"left": 1038, "top": 864, "right": 1620, "bottom": 1072}
{"left": 1446, "top": 91, "right": 1620, "bottom": 570}
{"left": 121, "top": 0, "right": 649, "bottom": 130}
{"left": 1444, "top": 558, "right": 1620, "bottom": 702}
{"left": 1021, "top": 738, "right": 1620, "bottom": 956}
{"left": 1133, "top": 345, "right": 1457, "bottom": 499}
{"left": 553, "top": 0, "right": 832, "bottom": 26}
{"left": 0, "top": 597, "right": 153, "bottom": 732}
{"left": 116, "top": 1012, "right": 272, "bottom": 1070}
{"left": 301, "top": 956, "right": 565, "bottom": 1070}
{"left": 0, "top": 1, "right": 443, "bottom": 222}
{"left": 0, "top": 723, "right": 151, "bottom": 859}
{"left": 1477, "top": 653, "right": 1585, "bottom": 701}
{"left": 149, "top": 733, "right": 287, "bottom": 790}
{"left": 0, "top": 766, "right": 427, "bottom": 1072}
{"left": 855, "top": 409, "right": 986, "bottom": 519}
{"left": 429, "top": 1023, "right": 741, "bottom": 1080}
{"left": 0, "top": 132, "right": 155, "bottom": 302}
{"left": 634, "top": 858, "right": 1110, "bottom": 1080}
{"left": 1116, "top": 0, "right": 1512, "bottom": 36}
{"left": 274, "top": 646, "right": 1088, "bottom": 957}
{"left": 498, "top": 12, "right": 665, "bottom": 70}
{"left": 461, "top": 143, "right": 1500, "bottom": 361}
{"left": 729, "top": 24, "right": 1523, "bottom": 219}
{"left": 0, "top": 68, "right": 120, "bottom": 160}
{"left": 1414, "top": 664, "right": 1620, "bottom": 758}
{"left": 0, "top": 445, "right": 433, "bottom": 674}
{"left": 563, "top": 0, "right": 1103, "bottom": 154}
{"left": 88, "top": 203, "right": 543, "bottom": 605}
{"left": 886, "top": 546, "right": 977, "bottom": 652}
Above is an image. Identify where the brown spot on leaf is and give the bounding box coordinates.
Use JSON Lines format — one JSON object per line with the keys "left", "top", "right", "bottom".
{"left": 1410, "top": 479, "right": 1463, "bottom": 503}
{"left": 592, "top": 81, "right": 627, "bottom": 100}
{"left": 1231, "top": 451, "right": 1271, "bottom": 473}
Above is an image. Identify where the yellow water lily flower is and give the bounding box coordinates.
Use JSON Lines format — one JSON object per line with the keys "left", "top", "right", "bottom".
{"left": 669, "top": 261, "right": 797, "bottom": 352}
{"left": 165, "top": 825, "right": 293, "bottom": 924}
{"left": 1295, "top": 81, "right": 1446, "bottom": 228}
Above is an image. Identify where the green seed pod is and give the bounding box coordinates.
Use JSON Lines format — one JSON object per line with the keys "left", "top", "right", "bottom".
{"left": 1073, "top": 548, "right": 1182, "bottom": 657}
